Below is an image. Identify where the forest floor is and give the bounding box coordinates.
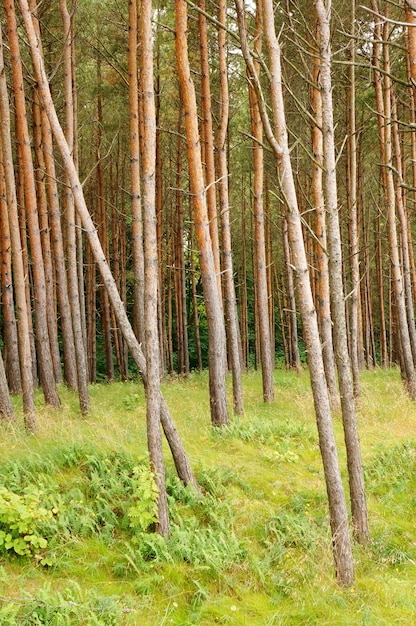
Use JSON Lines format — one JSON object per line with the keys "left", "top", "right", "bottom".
{"left": 0, "top": 367, "right": 415, "bottom": 625}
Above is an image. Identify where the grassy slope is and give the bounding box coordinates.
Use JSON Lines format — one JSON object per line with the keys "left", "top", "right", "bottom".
{"left": 0, "top": 367, "right": 415, "bottom": 625}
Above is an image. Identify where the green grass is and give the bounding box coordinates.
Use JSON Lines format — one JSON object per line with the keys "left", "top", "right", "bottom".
{"left": 0, "top": 367, "right": 415, "bottom": 624}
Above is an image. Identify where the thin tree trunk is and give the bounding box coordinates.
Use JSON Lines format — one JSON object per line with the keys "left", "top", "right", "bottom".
{"left": 346, "top": 0, "right": 361, "bottom": 397}
{"left": 96, "top": 56, "right": 115, "bottom": 383}
{"left": 40, "top": 100, "right": 78, "bottom": 390}
{"left": 140, "top": 0, "right": 170, "bottom": 535}
{"left": 175, "top": 0, "right": 229, "bottom": 426}
{"left": 0, "top": 156, "right": 21, "bottom": 394}
{"left": 189, "top": 221, "right": 203, "bottom": 372}
{"left": 248, "top": 6, "right": 275, "bottom": 401}
{"left": 282, "top": 213, "right": 302, "bottom": 373}
{"left": 216, "top": 0, "right": 244, "bottom": 414}
{"left": 155, "top": 30, "right": 166, "bottom": 376}
{"left": 198, "top": 0, "right": 221, "bottom": 292}
{"left": 174, "top": 108, "right": 189, "bottom": 376}
{"left": 15, "top": 140, "right": 37, "bottom": 387}
{"left": 315, "top": 0, "right": 369, "bottom": 544}
{"left": 59, "top": 0, "right": 90, "bottom": 413}
{"left": 0, "top": 346, "right": 14, "bottom": 421}
{"left": 241, "top": 189, "right": 249, "bottom": 368}
{"left": 129, "top": 0, "right": 145, "bottom": 346}
{"left": 32, "top": 90, "right": 62, "bottom": 384}
{"left": 310, "top": 29, "right": 338, "bottom": 406}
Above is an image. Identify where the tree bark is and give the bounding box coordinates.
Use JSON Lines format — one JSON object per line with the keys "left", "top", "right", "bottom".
{"left": 175, "top": 0, "right": 229, "bottom": 426}
{"left": 198, "top": 0, "right": 222, "bottom": 293}
{"left": 140, "top": 0, "right": 170, "bottom": 535}
{"left": 59, "top": 0, "right": 90, "bottom": 413}
{"left": 128, "top": 0, "right": 145, "bottom": 347}
{"left": 216, "top": 0, "right": 244, "bottom": 414}
{"left": 32, "top": 90, "right": 62, "bottom": 384}
{"left": 309, "top": 21, "right": 338, "bottom": 407}
{"left": 315, "top": 0, "right": 369, "bottom": 543}
{"left": 247, "top": 6, "right": 275, "bottom": 401}
{"left": 346, "top": 0, "right": 361, "bottom": 397}
{"left": 0, "top": 155, "right": 21, "bottom": 394}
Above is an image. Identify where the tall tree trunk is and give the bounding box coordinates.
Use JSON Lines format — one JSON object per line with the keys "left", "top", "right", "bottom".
{"left": 198, "top": 0, "right": 221, "bottom": 292}
{"left": 5, "top": 0, "right": 60, "bottom": 409}
{"left": 59, "top": 0, "right": 90, "bottom": 413}
{"left": 175, "top": 0, "right": 229, "bottom": 426}
{"left": 96, "top": 56, "right": 115, "bottom": 383}
{"left": 282, "top": 213, "right": 302, "bottom": 373}
{"left": 155, "top": 30, "right": 166, "bottom": 376}
{"left": 0, "top": 157, "right": 21, "bottom": 394}
{"left": 174, "top": 108, "right": 189, "bottom": 376}
{"left": 189, "top": 221, "right": 203, "bottom": 372}
{"left": 390, "top": 86, "right": 416, "bottom": 365}
{"left": 236, "top": 0, "right": 355, "bottom": 584}
{"left": 140, "top": 0, "right": 170, "bottom": 535}
{"left": 32, "top": 90, "right": 62, "bottom": 384}
{"left": 241, "top": 191, "right": 249, "bottom": 368}
{"left": 376, "top": 210, "right": 388, "bottom": 366}
{"left": 15, "top": 141, "right": 37, "bottom": 387}
{"left": 315, "top": 0, "right": 369, "bottom": 543}
{"left": 310, "top": 22, "right": 338, "bottom": 407}
{"left": 129, "top": 0, "right": 145, "bottom": 346}
{"left": 216, "top": 0, "right": 244, "bottom": 414}
{"left": 248, "top": 5, "right": 275, "bottom": 401}
{"left": 346, "top": 0, "right": 361, "bottom": 397}
{"left": 0, "top": 345, "right": 14, "bottom": 421}
{"left": 0, "top": 22, "right": 35, "bottom": 430}
{"left": 40, "top": 99, "right": 78, "bottom": 390}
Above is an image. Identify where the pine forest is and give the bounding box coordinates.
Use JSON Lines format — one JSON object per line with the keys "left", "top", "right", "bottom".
{"left": 0, "top": 0, "right": 416, "bottom": 623}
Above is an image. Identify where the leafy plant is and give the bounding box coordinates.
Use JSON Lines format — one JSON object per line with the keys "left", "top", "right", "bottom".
{"left": 127, "top": 465, "right": 159, "bottom": 535}
{"left": 0, "top": 486, "right": 57, "bottom": 563}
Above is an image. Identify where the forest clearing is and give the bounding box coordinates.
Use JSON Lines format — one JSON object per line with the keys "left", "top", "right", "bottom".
{"left": 0, "top": 368, "right": 415, "bottom": 625}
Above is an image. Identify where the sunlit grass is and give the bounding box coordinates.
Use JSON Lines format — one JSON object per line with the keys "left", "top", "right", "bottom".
{"left": 0, "top": 366, "right": 415, "bottom": 624}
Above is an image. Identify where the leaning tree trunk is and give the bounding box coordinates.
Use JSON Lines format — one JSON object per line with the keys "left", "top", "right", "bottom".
{"left": 175, "top": 0, "right": 229, "bottom": 426}
{"left": 18, "top": 0, "right": 198, "bottom": 491}
{"left": 236, "top": 0, "right": 355, "bottom": 585}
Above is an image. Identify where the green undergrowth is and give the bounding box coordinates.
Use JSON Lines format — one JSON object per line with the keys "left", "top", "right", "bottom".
{"left": 0, "top": 368, "right": 415, "bottom": 624}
